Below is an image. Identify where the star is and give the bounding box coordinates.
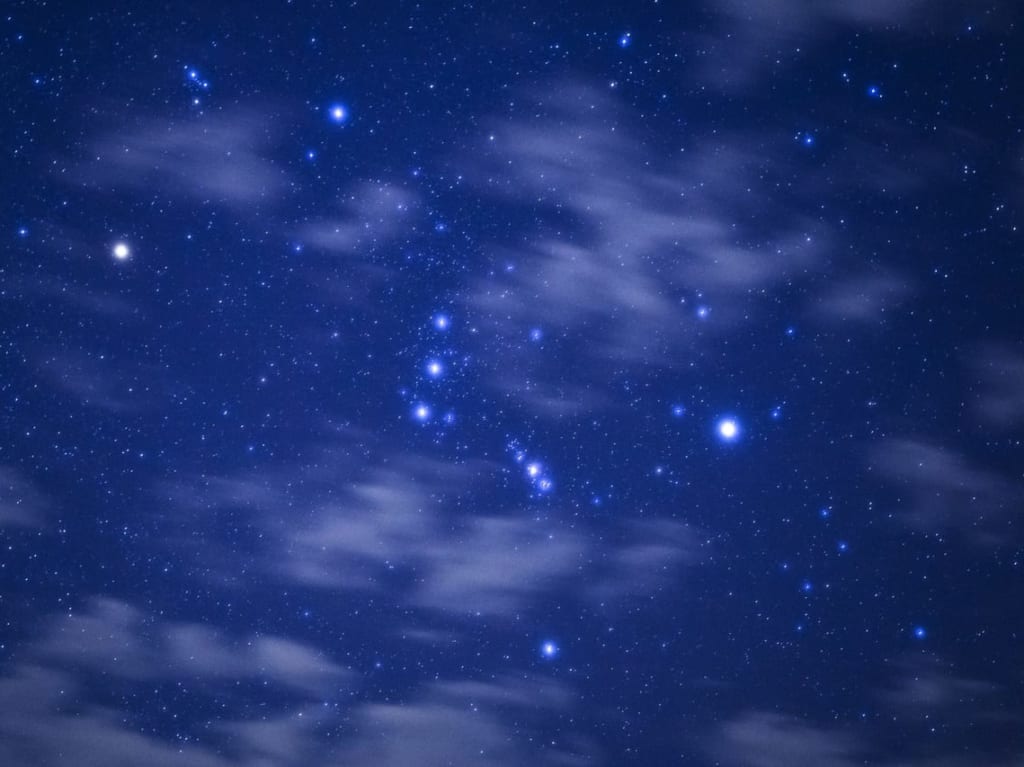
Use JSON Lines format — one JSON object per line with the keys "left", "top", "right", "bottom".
{"left": 618, "top": 32, "right": 632, "bottom": 48}
{"left": 328, "top": 103, "right": 349, "bottom": 124}
{"left": 425, "top": 359, "right": 444, "bottom": 379}
{"left": 112, "top": 242, "right": 131, "bottom": 261}
{"left": 913, "top": 626, "right": 927, "bottom": 639}
{"left": 432, "top": 313, "right": 450, "bottom": 331}
{"left": 412, "top": 403, "right": 431, "bottom": 423}
{"left": 867, "top": 85, "right": 883, "bottom": 99}
{"left": 541, "top": 641, "right": 558, "bottom": 659}
{"left": 671, "top": 404, "right": 686, "bottom": 418}
{"left": 716, "top": 417, "right": 740, "bottom": 441}
{"left": 529, "top": 327, "right": 543, "bottom": 342}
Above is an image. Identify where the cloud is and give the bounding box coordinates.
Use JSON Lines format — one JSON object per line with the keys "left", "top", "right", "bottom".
{"left": 37, "top": 349, "right": 166, "bottom": 413}
{"left": 163, "top": 440, "right": 707, "bottom": 619}
{"left": 968, "top": 344, "right": 1024, "bottom": 429}
{"left": 36, "top": 597, "right": 351, "bottom": 696}
{"left": 709, "top": 711, "right": 863, "bottom": 767}
{"left": 869, "top": 438, "right": 1021, "bottom": 542}
{"left": 0, "top": 466, "right": 47, "bottom": 528}
{"left": 300, "top": 182, "right": 420, "bottom": 256}
{"left": 80, "top": 111, "right": 288, "bottom": 207}
{"left": 697, "top": 0, "right": 971, "bottom": 90}
{"left": 810, "top": 271, "right": 912, "bottom": 324}
{"left": 339, "top": 676, "right": 595, "bottom": 766}
{"left": 879, "top": 657, "right": 998, "bottom": 713}
{"left": 0, "top": 601, "right": 594, "bottom": 766}
{"left": 708, "top": 658, "right": 1024, "bottom": 767}
{"left": 463, "top": 82, "right": 830, "bottom": 414}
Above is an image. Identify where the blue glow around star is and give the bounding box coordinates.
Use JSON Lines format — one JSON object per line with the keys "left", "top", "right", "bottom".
{"left": 716, "top": 417, "right": 741, "bottom": 442}
{"left": 327, "top": 103, "right": 349, "bottom": 124}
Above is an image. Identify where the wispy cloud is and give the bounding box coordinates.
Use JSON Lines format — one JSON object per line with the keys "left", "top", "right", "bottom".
{"left": 37, "top": 597, "right": 352, "bottom": 696}
{"left": 0, "top": 467, "right": 47, "bottom": 528}
{"left": 80, "top": 111, "right": 289, "bottom": 207}
{"left": 968, "top": 344, "right": 1024, "bottom": 429}
{"left": 0, "top": 599, "right": 594, "bottom": 766}
{"left": 163, "top": 437, "right": 708, "bottom": 619}
{"left": 463, "top": 82, "right": 831, "bottom": 413}
{"left": 870, "top": 438, "right": 1021, "bottom": 542}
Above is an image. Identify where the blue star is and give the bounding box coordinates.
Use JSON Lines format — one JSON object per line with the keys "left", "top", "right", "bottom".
{"left": 327, "top": 103, "right": 349, "bottom": 124}
{"left": 867, "top": 85, "right": 883, "bottom": 99}
{"left": 837, "top": 540, "right": 849, "bottom": 552}
{"left": 411, "top": 403, "right": 432, "bottom": 423}
{"left": 540, "top": 640, "right": 559, "bottom": 659}
{"left": 696, "top": 305, "right": 710, "bottom": 320}
{"left": 425, "top": 359, "right": 444, "bottom": 379}
{"left": 618, "top": 32, "right": 632, "bottom": 48}
{"left": 819, "top": 507, "right": 831, "bottom": 519}
{"left": 801, "top": 580, "right": 813, "bottom": 594}
{"left": 529, "top": 327, "right": 543, "bottom": 342}
{"left": 432, "top": 313, "right": 450, "bottom": 331}
{"left": 913, "top": 626, "right": 927, "bottom": 640}
{"left": 671, "top": 404, "right": 686, "bottom": 418}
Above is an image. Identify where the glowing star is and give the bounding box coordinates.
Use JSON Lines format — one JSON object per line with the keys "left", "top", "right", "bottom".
{"left": 425, "top": 359, "right": 444, "bottom": 379}
{"left": 526, "top": 462, "right": 542, "bottom": 479}
{"left": 412, "top": 403, "right": 431, "bottom": 423}
{"left": 432, "top": 313, "right": 450, "bottom": 331}
{"left": 913, "top": 626, "right": 927, "bottom": 640}
{"left": 328, "top": 103, "right": 349, "bottom": 124}
{"left": 540, "top": 641, "right": 558, "bottom": 659}
{"left": 529, "top": 327, "right": 543, "bottom": 342}
{"left": 717, "top": 417, "right": 740, "bottom": 441}
{"left": 536, "top": 477, "right": 553, "bottom": 493}
{"left": 671, "top": 404, "right": 686, "bottom": 418}
{"left": 618, "top": 32, "right": 632, "bottom": 48}
{"left": 696, "top": 305, "right": 710, "bottom": 319}
{"left": 112, "top": 242, "right": 131, "bottom": 261}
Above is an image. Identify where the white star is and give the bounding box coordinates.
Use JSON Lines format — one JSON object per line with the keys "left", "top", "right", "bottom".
{"left": 112, "top": 242, "right": 130, "bottom": 261}
{"left": 717, "top": 418, "right": 739, "bottom": 441}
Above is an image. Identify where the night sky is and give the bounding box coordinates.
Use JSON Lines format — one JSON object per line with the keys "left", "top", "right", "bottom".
{"left": 2, "top": 2, "right": 1023, "bottom": 765}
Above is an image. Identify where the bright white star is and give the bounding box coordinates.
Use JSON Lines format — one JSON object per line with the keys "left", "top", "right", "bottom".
{"left": 112, "top": 242, "right": 130, "bottom": 261}
{"left": 717, "top": 418, "right": 739, "bottom": 440}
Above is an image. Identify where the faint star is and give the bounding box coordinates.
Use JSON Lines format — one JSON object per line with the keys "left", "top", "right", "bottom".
{"left": 913, "top": 626, "right": 927, "bottom": 639}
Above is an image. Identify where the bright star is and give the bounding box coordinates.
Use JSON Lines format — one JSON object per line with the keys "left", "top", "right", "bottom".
{"left": 529, "top": 327, "right": 543, "bottom": 342}
{"left": 112, "top": 242, "right": 130, "bottom": 261}
{"left": 328, "top": 103, "right": 349, "bottom": 124}
{"left": 913, "top": 626, "right": 927, "bottom": 639}
{"left": 433, "top": 313, "right": 450, "bottom": 331}
{"left": 671, "top": 404, "right": 686, "bottom": 418}
{"left": 618, "top": 32, "right": 632, "bottom": 48}
{"left": 717, "top": 417, "right": 740, "bottom": 441}
{"left": 541, "top": 641, "right": 558, "bottom": 659}
{"left": 412, "top": 403, "right": 431, "bottom": 423}
{"left": 696, "top": 305, "right": 710, "bottom": 319}
{"left": 867, "top": 85, "right": 882, "bottom": 99}
{"left": 526, "top": 462, "right": 542, "bottom": 479}
{"left": 425, "top": 359, "right": 444, "bottom": 379}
